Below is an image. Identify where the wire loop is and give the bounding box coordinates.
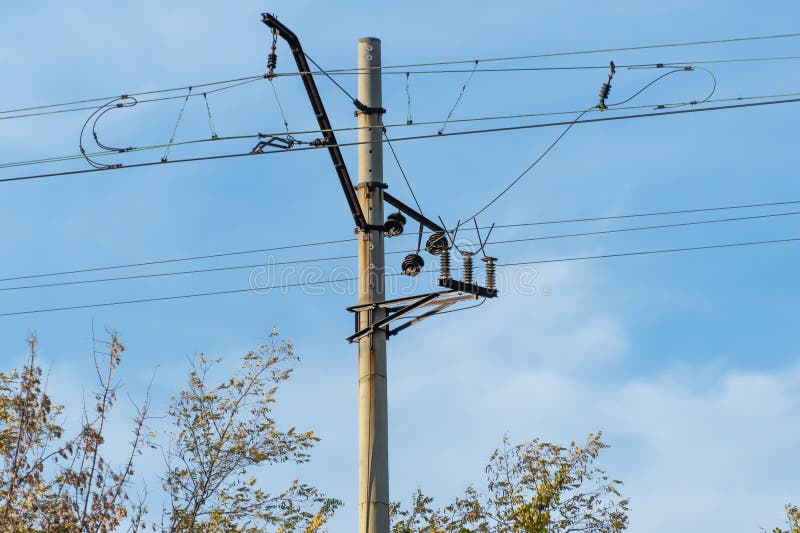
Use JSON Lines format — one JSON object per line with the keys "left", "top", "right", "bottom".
{"left": 79, "top": 96, "right": 138, "bottom": 169}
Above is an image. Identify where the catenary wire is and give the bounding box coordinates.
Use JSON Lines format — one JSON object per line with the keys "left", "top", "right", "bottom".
{"left": 0, "top": 77, "right": 265, "bottom": 121}
{"left": 290, "top": 55, "right": 800, "bottom": 76}
{"left": 0, "top": 276, "right": 356, "bottom": 318}
{"left": 356, "top": 33, "right": 800, "bottom": 71}
{"left": 2, "top": 207, "right": 798, "bottom": 291}
{"left": 4, "top": 88, "right": 800, "bottom": 171}
{"left": 487, "top": 198, "right": 800, "bottom": 228}
{"left": 0, "top": 253, "right": 360, "bottom": 292}
{"left": 2, "top": 95, "right": 800, "bottom": 185}
{"left": 487, "top": 209, "right": 800, "bottom": 246}
{"left": 4, "top": 30, "right": 797, "bottom": 116}
{"left": 500, "top": 235, "right": 800, "bottom": 267}
{"left": 3, "top": 197, "right": 798, "bottom": 283}
{"left": 0, "top": 75, "right": 264, "bottom": 116}
{"left": 0, "top": 238, "right": 354, "bottom": 283}
{"left": 3, "top": 234, "right": 799, "bottom": 317}
{"left": 3, "top": 47, "right": 799, "bottom": 120}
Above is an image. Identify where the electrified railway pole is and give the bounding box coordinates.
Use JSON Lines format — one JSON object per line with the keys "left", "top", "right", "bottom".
{"left": 261, "top": 14, "right": 497, "bottom": 533}
{"left": 355, "top": 37, "right": 389, "bottom": 533}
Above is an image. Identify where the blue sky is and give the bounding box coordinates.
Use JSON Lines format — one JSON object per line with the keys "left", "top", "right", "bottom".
{"left": 1, "top": 1, "right": 799, "bottom": 531}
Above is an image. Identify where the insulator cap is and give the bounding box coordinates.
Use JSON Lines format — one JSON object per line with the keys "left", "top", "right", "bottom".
{"left": 425, "top": 231, "right": 449, "bottom": 255}
{"left": 402, "top": 253, "right": 424, "bottom": 277}
{"left": 384, "top": 212, "right": 406, "bottom": 237}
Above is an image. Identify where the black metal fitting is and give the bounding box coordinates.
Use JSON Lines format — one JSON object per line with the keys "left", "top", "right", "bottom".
{"left": 251, "top": 136, "right": 294, "bottom": 153}
{"left": 353, "top": 99, "right": 386, "bottom": 115}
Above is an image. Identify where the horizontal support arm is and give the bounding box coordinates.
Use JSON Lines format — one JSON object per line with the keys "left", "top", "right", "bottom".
{"left": 384, "top": 191, "right": 444, "bottom": 233}
{"left": 439, "top": 278, "right": 498, "bottom": 298}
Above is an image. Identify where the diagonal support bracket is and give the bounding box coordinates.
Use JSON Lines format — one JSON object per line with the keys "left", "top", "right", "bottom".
{"left": 346, "top": 290, "right": 480, "bottom": 342}
{"left": 386, "top": 294, "right": 477, "bottom": 338}
{"left": 347, "top": 293, "right": 439, "bottom": 343}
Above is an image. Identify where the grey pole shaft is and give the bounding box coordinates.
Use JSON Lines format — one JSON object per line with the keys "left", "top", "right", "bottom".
{"left": 356, "top": 37, "right": 389, "bottom": 533}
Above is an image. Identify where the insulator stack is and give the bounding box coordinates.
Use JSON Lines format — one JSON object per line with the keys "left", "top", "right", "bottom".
{"left": 597, "top": 61, "right": 615, "bottom": 110}
{"left": 462, "top": 252, "right": 473, "bottom": 285}
{"left": 483, "top": 256, "right": 497, "bottom": 291}
{"left": 439, "top": 248, "right": 451, "bottom": 280}
{"left": 599, "top": 82, "right": 611, "bottom": 100}
{"left": 267, "top": 53, "right": 278, "bottom": 80}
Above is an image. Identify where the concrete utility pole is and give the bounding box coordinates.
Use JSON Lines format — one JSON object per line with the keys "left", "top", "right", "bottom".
{"left": 356, "top": 36, "right": 389, "bottom": 533}
{"left": 261, "top": 16, "right": 495, "bottom": 533}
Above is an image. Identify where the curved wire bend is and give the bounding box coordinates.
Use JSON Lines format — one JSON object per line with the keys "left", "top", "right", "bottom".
{"left": 79, "top": 96, "right": 138, "bottom": 169}
{"left": 459, "top": 63, "right": 718, "bottom": 225}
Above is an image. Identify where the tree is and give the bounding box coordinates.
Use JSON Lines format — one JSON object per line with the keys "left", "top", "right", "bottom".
{"left": 163, "top": 328, "right": 340, "bottom": 532}
{"left": 391, "top": 432, "right": 629, "bottom": 533}
{"left": 0, "top": 333, "right": 150, "bottom": 532}
{"left": 773, "top": 504, "right": 800, "bottom": 533}
{"left": 0, "top": 329, "right": 337, "bottom": 532}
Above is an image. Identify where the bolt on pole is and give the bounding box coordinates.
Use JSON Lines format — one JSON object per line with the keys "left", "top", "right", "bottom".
{"left": 356, "top": 37, "right": 389, "bottom": 533}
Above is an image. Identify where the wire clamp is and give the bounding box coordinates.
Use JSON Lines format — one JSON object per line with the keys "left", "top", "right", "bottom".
{"left": 251, "top": 135, "right": 295, "bottom": 153}
{"left": 353, "top": 99, "right": 386, "bottom": 116}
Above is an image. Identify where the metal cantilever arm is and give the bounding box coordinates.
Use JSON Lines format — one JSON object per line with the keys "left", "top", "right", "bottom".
{"left": 262, "top": 13, "right": 367, "bottom": 230}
